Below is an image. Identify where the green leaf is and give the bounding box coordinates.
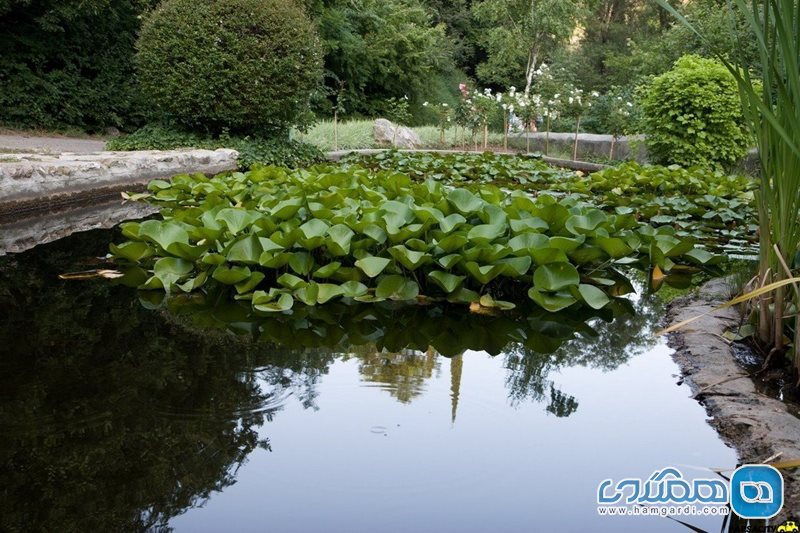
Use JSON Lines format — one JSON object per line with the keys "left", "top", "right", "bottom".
{"left": 139, "top": 220, "right": 189, "bottom": 250}
{"left": 495, "top": 256, "right": 532, "bottom": 277}
{"left": 576, "top": 284, "right": 611, "bottom": 310}
{"left": 316, "top": 283, "right": 345, "bottom": 304}
{"left": 212, "top": 264, "right": 252, "bottom": 285}
{"left": 467, "top": 224, "right": 505, "bottom": 244}
{"left": 355, "top": 256, "right": 392, "bottom": 278}
{"left": 216, "top": 208, "right": 254, "bottom": 235}
{"left": 447, "top": 188, "right": 483, "bottom": 214}
{"left": 528, "top": 288, "right": 578, "bottom": 312}
{"left": 278, "top": 273, "right": 306, "bottom": 290}
{"left": 313, "top": 262, "right": 342, "bottom": 279}
{"left": 300, "top": 218, "right": 330, "bottom": 240}
{"left": 288, "top": 252, "right": 314, "bottom": 275}
{"left": 464, "top": 262, "right": 505, "bottom": 284}
{"left": 428, "top": 270, "right": 465, "bottom": 293}
{"left": 387, "top": 245, "right": 432, "bottom": 271}
{"left": 437, "top": 254, "right": 462, "bottom": 269}
{"left": 375, "top": 275, "right": 406, "bottom": 299}
{"left": 109, "top": 241, "right": 153, "bottom": 263}
{"left": 226, "top": 234, "right": 263, "bottom": 264}
{"left": 254, "top": 292, "right": 294, "bottom": 312}
{"left": 440, "top": 213, "right": 467, "bottom": 233}
{"left": 533, "top": 262, "right": 580, "bottom": 291}
{"left": 327, "top": 224, "right": 355, "bottom": 256}
{"left": 510, "top": 217, "right": 548, "bottom": 233}
{"left": 235, "top": 271, "right": 265, "bottom": 294}
{"left": 340, "top": 281, "right": 369, "bottom": 298}
{"left": 153, "top": 257, "right": 193, "bottom": 290}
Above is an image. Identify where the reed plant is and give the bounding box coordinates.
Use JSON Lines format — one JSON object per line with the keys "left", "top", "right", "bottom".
{"left": 658, "top": 0, "right": 800, "bottom": 373}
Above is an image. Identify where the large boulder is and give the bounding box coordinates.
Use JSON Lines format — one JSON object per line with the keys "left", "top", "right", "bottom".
{"left": 373, "top": 119, "right": 421, "bottom": 149}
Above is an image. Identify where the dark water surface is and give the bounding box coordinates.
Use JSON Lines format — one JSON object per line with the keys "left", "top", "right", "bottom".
{"left": 0, "top": 227, "right": 738, "bottom": 532}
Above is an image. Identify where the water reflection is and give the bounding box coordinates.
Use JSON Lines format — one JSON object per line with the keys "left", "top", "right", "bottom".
{"left": 0, "top": 228, "right": 674, "bottom": 532}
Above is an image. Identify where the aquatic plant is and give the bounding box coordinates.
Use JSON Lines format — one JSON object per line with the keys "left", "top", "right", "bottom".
{"left": 109, "top": 165, "right": 719, "bottom": 314}
{"left": 344, "top": 152, "right": 758, "bottom": 252}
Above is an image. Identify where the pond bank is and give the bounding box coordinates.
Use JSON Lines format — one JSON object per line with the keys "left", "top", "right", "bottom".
{"left": 667, "top": 278, "right": 800, "bottom": 520}
{"left": 0, "top": 149, "right": 238, "bottom": 223}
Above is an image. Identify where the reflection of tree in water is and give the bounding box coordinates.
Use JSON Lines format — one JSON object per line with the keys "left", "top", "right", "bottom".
{"left": 168, "top": 284, "right": 658, "bottom": 420}
{"left": 344, "top": 347, "right": 440, "bottom": 404}
{"left": 0, "top": 230, "right": 331, "bottom": 533}
{"left": 503, "top": 293, "right": 663, "bottom": 415}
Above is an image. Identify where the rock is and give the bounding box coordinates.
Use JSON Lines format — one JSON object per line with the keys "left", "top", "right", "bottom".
{"left": 104, "top": 127, "right": 121, "bottom": 138}
{"left": 0, "top": 148, "right": 239, "bottom": 204}
{"left": 373, "top": 118, "right": 421, "bottom": 149}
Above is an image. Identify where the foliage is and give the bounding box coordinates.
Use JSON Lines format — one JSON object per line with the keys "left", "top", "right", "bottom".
{"left": 344, "top": 151, "right": 758, "bottom": 252}
{"left": 0, "top": 0, "right": 155, "bottom": 132}
{"left": 312, "top": 0, "right": 451, "bottom": 119}
{"left": 639, "top": 54, "right": 751, "bottom": 170}
{"left": 658, "top": 0, "right": 800, "bottom": 370}
{"left": 106, "top": 125, "right": 324, "bottom": 169}
{"left": 109, "top": 162, "right": 719, "bottom": 317}
{"left": 471, "top": 0, "right": 586, "bottom": 93}
{"left": 135, "top": 0, "right": 322, "bottom": 136}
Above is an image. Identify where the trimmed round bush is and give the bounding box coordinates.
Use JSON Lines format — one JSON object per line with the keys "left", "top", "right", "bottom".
{"left": 136, "top": 0, "right": 323, "bottom": 135}
{"left": 640, "top": 55, "right": 749, "bottom": 169}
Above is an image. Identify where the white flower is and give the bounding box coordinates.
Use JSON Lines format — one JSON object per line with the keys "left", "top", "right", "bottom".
{"left": 591, "top": 91, "right": 600, "bottom": 98}
{"left": 553, "top": 93, "right": 560, "bottom": 99}
{"left": 423, "top": 101, "right": 429, "bottom": 107}
{"left": 626, "top": 102, "right": 633, "bottom": 107}
{"left": 496, "top": 93, "right": 502, "bottom": 102}
{"left": 568, "top": 97, "right": 574, "bottom": 104}
{"left": 442, "top": 103, "right": 448, "bottom": 107}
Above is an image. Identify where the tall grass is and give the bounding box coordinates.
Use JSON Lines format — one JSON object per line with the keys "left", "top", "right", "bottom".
{"left": 658, "top": 0, "right": 800, "bottom": 372}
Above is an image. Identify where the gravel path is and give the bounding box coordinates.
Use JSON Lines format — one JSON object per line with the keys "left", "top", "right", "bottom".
{"left": 0, "top": 134, "right": 107, "bottom": 154}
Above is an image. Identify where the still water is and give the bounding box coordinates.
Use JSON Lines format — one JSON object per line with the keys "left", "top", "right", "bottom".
{"left": 0, "top": 226, "right": 737, "bottom": 532}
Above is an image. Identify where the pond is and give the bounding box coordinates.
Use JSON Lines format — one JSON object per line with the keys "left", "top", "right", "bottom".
{"left": 0, "top": 220, "right": 739, "bottom": 532}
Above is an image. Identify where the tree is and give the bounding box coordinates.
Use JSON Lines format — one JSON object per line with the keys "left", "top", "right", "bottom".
{"left": 314, "top": 0, "right": 450, "bottom": 116}
{"left": 471, "top": 0, "right": 585, "bottom": 95}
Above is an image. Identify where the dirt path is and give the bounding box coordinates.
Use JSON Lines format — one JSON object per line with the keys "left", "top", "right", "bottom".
{"left": 0, "top": 134, "right": 106, "bottom": 154}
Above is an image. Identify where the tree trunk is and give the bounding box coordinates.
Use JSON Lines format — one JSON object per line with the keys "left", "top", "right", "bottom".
{"left": 523, "top": 43, "right": 540, "bottom": 97}
{"left": 545, "top": 116, "right": 551, "bottom": 156}
{"left": 333, "top": 110, "right": 338, "bottom": 151}
{"left": 573, "top": 116, "right": 581, "bottom": 161}
{"left": 503, "top": 110, "right": 508, "bottom": 151}
{"left": 526, "top": 123, "right": 530, "bottom": 153}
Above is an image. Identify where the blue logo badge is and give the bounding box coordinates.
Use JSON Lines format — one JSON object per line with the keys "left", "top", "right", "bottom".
{"left": 730, "top": 464, "right": 783, "bottom": 519}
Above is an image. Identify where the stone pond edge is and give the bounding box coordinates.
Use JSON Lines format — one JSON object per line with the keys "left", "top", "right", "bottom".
{"left": 666, "top": 278, "right": 800, "bottom": 519}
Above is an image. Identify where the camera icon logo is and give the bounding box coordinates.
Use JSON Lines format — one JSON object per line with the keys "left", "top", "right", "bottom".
{"left": 731, "top": 464, "right": 784, "bottom": 519}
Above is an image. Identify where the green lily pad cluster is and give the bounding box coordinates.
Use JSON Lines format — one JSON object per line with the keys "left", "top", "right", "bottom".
{"left": 343, "top": 152, "right": 758, "bottom": 253}
{"left": 343, "top": 150, "right": 573, "bottom": 188}
{"left": 110, "top": 165, "right": 719, "bottom": 313}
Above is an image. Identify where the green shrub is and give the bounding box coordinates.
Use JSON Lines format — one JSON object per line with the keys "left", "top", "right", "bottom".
{"left": 639, "top": 55, "right": 750, "bottom": 169}
{"left": 0, "top": 0, "right": 153, "bottom": 132}
{"left": 136, "top": 0, "right": 323, "bottom": 136}
{"left": 107, "top": 125, "right": 324, "bottom": 169}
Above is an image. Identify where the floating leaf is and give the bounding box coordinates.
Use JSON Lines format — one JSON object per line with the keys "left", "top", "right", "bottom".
{"left": 428, "top": 270, "right": 465, "bottom": 293}
{"left": 355, "top": 256, "right": 391, "bottom": 278}
{"left": 533, "top": 263, "right": 580, "bottom": 292}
